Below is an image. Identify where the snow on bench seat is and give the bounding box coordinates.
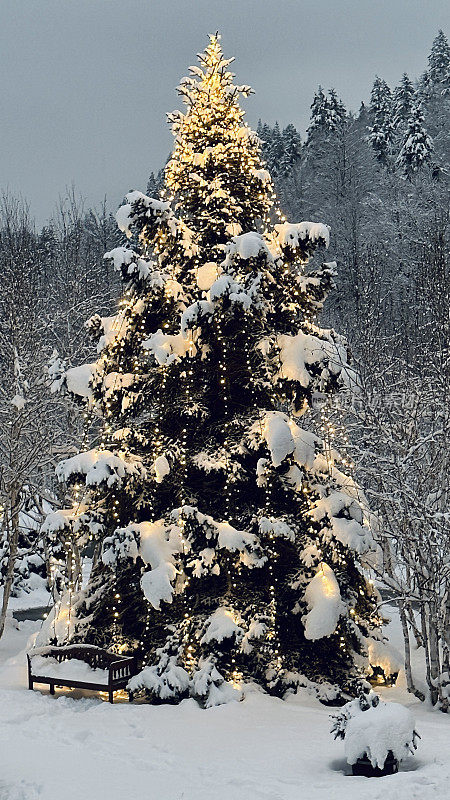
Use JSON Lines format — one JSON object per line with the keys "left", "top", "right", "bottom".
{"left": 30, "top": 656, "right": 109, "bottom": 683}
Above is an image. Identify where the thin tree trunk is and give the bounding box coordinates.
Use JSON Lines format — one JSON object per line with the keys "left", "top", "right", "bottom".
{"left": 0, "top": 486, "right": 20, "bottom": 640}
{"left": 428, "top": 599, "right": 442, "bottom": 706}
{"left": 440, "top": 590, "right": 450, "bottom": 711}
{"left": 420, "top": 599, "right": 438, "bottom": 706}
{"left": 398, "top": 600, "right": 425, "bottom": 700}
{"left": 399, "top": 600, "right": 414, "bottom": 693}
{"left": 406, "top": 601, "right": 423, "bottom": 647}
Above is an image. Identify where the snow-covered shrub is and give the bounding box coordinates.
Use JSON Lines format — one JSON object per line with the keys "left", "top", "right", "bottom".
{"left": 128, "top": 656, "right": 190, "bottom": 702}
{"left": 331, "top": 692, "right": 420, "bottom": 769}
{"left": 0, "top": 527, "right": 47, "bottom": 599}
{"left": 191, "top": 656, "right": 242, "bottom": 708}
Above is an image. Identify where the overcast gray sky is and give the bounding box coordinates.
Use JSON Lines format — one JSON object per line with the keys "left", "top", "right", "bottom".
{"left": 1, "top": 0, "right": 449, "bottom": 225}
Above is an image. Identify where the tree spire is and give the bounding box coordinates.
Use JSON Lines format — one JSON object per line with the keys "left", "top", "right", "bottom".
{"left": 164, "top": 33, "right": 273, "bottom": 257}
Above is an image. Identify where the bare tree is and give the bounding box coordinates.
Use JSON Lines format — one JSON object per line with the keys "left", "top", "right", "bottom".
{"left": 0, "top": 191, "right": 119, "bottom": 637}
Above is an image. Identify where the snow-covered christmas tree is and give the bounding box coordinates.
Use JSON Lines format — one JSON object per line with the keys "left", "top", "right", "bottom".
{"left": 42, "top": 34, "right": 380, "bottom": 706}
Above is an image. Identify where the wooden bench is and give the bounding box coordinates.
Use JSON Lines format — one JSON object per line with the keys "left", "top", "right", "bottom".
{"left": 27, "top": 644, "right": 137, "bottom": 704}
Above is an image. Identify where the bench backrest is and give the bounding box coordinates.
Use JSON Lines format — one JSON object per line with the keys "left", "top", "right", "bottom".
{"left": 29, "top": 645, "right": 136, "bottom": 678}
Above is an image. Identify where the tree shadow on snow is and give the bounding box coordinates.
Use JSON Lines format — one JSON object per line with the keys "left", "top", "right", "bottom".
{"left": 328, "top": 756, "right": 421, "bottom": 777}
{"left": 328, "top": 758, "right": 352, "bottom": 776}
{"left": 400, "top": 757, "right": 421, "bottom": 772}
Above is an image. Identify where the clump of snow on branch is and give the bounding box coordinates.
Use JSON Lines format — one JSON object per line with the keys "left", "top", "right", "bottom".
{"left": 142, "top": 329, "right": 194, "bottom": 366}
{"left": 222, "top": 231, "right": 273, "bottom": 265}
{"left": 258, "top": 411, "right": 327, "bottom": 471}
{"left": 310, "top": 482, "right": 374, "bottom": 555}
{"left": 104, "top": 245, "right": 138, "bottom": 271}
{"left": 251, "top": 167, "right": 271, "bottom": 184}
{"left": 181, "top": 300, "right": 214, "bottom": 335}
{"left": 302, "top": 563, "right": 343, "bottom": 640}
{"left": 55, "top": 362, "right": 97, "bottom": 400}
{"left": 103, "top": 371, "right": 135, "bottom": 398}
{"left": 86, "top": 314, "right": 127, "bottom": 353}
{"left": 56, "top": 448, "right": 146, "bottom": 487}
{"left": 200, "top": 607, "right": 244, "bottom": 645}
{"left": 208, "top": 273, "right": 261, "bottom": 311}
{"left": 261, "top": 412, "right": 296, "bottom": 467}
{"left": 11, "top": 394, "right": 26, "bottom": 410}
{"left": 196, "top": 262, "right": 221, "bottom": 290}
{"left": 258, "top": 516, "right": 295, "bottom": 541}
{"left": 120, "top": 520, "right": 183, "bottom": 610}
{"left": 214, "top": 521, "right": 265, "bottom": 566}
{"left": 154, "top": 455, "right": 170, "bottom": 483}
{"left": 102, "top": 525, "right": 140, "bottom": 566}
{"left": 275, "top": 221, "right": 330, "bottom": 250}
{"left": 241, "top": 618, "right": 267, "bottom": 654}
{"left": 171, "top": 506, "right": 266, "bottom": 569}
{"left": 104, "top": 246, "right": 165, "bottom": 283}
{"left": 367, "top": 636, "right": 403, "bottom": 677}
{"left": 275, "top": 327, "right": 356, "bottom": 390}
{"left": 115, "top": 191, "right": 171, "bottom": 238}
{"left": 41, "top": 508, "right": 77, "bottom": 535}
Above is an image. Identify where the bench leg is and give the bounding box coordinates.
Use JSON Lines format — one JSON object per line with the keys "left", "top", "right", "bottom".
{"left": 50, "top": 683, "right": 55, "bottom": 695}
{"left": 109, "top": 689, "right": 114, "bottom": 704}
{"left": 128, "top": 691, "right": 134, "bottom": 703}
{"left": 28, "top": 679, "right": 33, "bottom": 691}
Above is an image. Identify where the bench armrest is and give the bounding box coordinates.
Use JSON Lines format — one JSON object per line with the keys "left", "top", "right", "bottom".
{"left": 109, "top": 656, "right": 137, "bottom": 682}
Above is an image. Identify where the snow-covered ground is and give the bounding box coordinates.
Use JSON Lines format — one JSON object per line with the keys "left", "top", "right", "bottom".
{"left": 0, "top": 612, "right": 449, "bottom": 800}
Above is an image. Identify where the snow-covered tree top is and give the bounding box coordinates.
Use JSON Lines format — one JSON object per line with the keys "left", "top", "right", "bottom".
{"left": 428, "top": 29, "right": 450, "bottom": 85}
{"left": 393, "top": 73, "right": 415, "bottom": 129}
{"left": 176, "top": 33, "right": 252, "bottom": 108}
{"left": 164, "top": 33, "right": 273, "bottom": 240}
{"left": 397, "top": 103, "right": 433, "bottom": 177}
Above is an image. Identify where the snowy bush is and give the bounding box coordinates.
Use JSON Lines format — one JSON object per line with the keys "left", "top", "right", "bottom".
{"left": 331, "top": 692, "right": 420, "bottom": 769}
{"left": 128, "top": 655, "right": 190, "bottom": 702}
{"left": 190, "top": 656, "right": 242, "bottom": 708}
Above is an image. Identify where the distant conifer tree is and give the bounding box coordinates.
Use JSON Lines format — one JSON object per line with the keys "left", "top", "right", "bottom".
{"left": 368, "top": 76, "right": 395, "bottom": 165}
{"left": 393, "top": 73, "right": 416, "bottom": 130}
{"left": 397, "top": 103, "right": 433, "bottom": 178}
